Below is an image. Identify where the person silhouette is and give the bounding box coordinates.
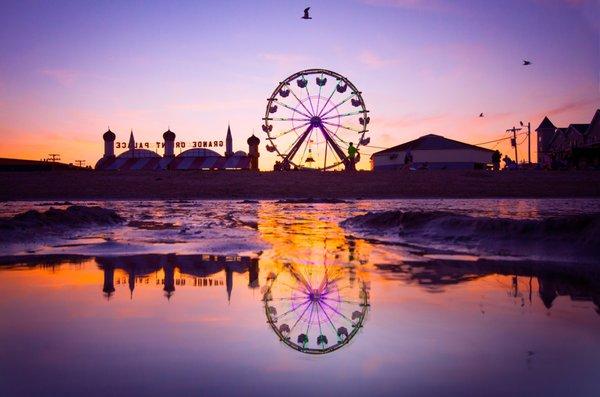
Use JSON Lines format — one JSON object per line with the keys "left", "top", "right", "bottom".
{"left": 347, "top": 142, "right": 358, "bottom": 171}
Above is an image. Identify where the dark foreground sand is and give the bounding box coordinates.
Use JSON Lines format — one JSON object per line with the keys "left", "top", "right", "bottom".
{"left": 0, "top": 170, "right": 599, "bottom": 201}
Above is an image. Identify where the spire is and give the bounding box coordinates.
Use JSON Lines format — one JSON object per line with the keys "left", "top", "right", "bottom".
{"left": 128, "top": 269, "right": 135, "bottom": 300}
{"left": 226, "top": 267, "right": 233, "bottom": 304}
{"left": 128, "top": 129, "right": 135, "bottom": 149}
{"left": 225, "top": 124, "right": 233, "bottom": 156}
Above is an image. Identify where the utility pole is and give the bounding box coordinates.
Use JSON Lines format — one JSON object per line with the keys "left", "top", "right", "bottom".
{"left": 48, "top": 154, "right": 61, "bottom": 162}
{"left": 527, "top": 122, "right": 531, "bottom": 165}
{"left": 519, "top": 121, "right": 532, "bottom": 165}
{"left": 75, "top": 160, "right": 86, "bottom": 167}
{"left": 506, "top": 127, "right": 522, "bottom": 165}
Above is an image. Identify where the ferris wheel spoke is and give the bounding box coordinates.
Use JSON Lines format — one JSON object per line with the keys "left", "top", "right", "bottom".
{"left": 272, "top": 296, "right": 308, "bottom": 301}
{"left": 301, "top": 74, "right": 315, "bottom": 113}
{"left": 321, "top": 110, "right": 366, "bottom": 121}
{"left": 278, "top": 281, "right": 310, "bottom": 295}
{"left": 317, "top": 82, "right": 340, "bottom": 117}
{"left": 303, "top": 77, "right": 316, "bottom": 115}
{"left": 317, "top": 301, "right": 339, "bottom": 334}
{"left": 319, "top": 300, "right": 354, "bottom": 323}
{"left": 285, "top": 84, "right": 315, "bottom": 118}
{"left": 274, "top": 121, "right": 311, "bottom": 139}
{"left": 273, "top": 98, "right": 312, "bottom": 119}
{"left": 315, "top": 302, "right": 324, "bottom": 344}
{"left": 324, "top": 124, "right": 351, "bottom": 148}
{"left": 288, "top": 264, "right": 314, "bottom": 291}
{"left": 319, "top": 94, "right": 355, "bottom": 119}
{"left": 290, "top": 300, "right": 314, "bottom": 333}
{"left": 266, "top": 117, "right": 311, "bottom": 122}
{"left": 304, "top": 302, "right": 316, "bottom": 336}
{"left": 274, "top": 299, "right": 311, "bottom": 321}
{"left": 316, "top": 74, "right": 324, "bottom": 116}
{"left": 322, "top": 121, "right": 364, "bottom": 134}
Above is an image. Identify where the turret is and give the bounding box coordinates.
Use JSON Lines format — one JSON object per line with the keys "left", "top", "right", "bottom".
{"left": 247, "top": 134, "right": 260, "bottom": 171}
{"left": 225, "top": 124, "right": 233, "bottom": 157}
{"left": 536, "top": 117, "right": 556, "bottom": 165}
{"left": 102, "top": 266, "right": 115, "bottom": 299}
{"left": 103, "top": 128, "right": 116, "bottom": 158}
{"left": 163, "top": 128, "right": 176, "bottom": 157}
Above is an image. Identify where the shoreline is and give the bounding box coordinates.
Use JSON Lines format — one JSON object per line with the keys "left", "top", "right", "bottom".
{"left": 1, "top": 170, "right": 599, "bottom": 201}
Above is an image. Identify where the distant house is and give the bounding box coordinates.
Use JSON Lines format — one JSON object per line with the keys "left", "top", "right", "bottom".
{"left": 536, "top": 109, "right": 600, "bottom": 169}
{"left": 370, "top": 134, "right": 495, "bottom": 170}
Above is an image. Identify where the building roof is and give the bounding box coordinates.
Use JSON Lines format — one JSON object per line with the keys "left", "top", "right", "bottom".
{"left": 536, "top": 116, "right": 556, "bottom": 131}
{"left": 549, "top": 128, "right": 568, "bottom": 147}
{"left": 117, "top": 149, "right": 161, "bottom": 159}
{"left": 177, "top": 148, "right": 221, "bottom": 157}
{"left": 568, "top": 124, "right": 589, "bottom": 135}
{"left": 371, "top": 134, "right": 495, "bottom": 157}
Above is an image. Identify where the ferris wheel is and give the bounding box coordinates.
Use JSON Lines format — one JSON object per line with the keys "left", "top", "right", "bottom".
{"left": 263, "top": 264, "right": 369, "bottom": 354}
{"left": 262, "top": 68, "right": 370, "bottom": 170}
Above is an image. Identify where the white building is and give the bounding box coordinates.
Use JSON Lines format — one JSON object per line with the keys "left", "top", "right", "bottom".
{"left": 370, "top": 134, "right": 495, "bottom": 170}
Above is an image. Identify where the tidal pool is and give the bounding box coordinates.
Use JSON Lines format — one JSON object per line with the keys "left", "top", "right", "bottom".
{"left": 1, "top": 199, "right": 599, "bottom": 396}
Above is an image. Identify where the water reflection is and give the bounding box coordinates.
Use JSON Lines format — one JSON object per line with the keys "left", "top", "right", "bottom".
{"left": 263, "top": 264, "right": 369, "bottom": 354}
{"left": 98, "top": 254, "right": 259, "bottom": 300}
{"left": 377, "top": 257, "right": 600, "bottom": 314}
{"left": 2, "top": 200, "right": 600, "bottom": 395}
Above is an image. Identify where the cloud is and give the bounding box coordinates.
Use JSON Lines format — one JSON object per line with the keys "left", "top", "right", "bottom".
{"left": 538, "top": 97, "right": 599, "bottom": 119}
{"left": 360, "top": 0, "right": 457, "bottom": 12}
{"left": 376, "top": 112, "right": 448, "bottom": 131}
{"left": 40, "top": 69, "right": 79, "bottom": 86}
{"left": 359, "top": 50, "right": 402, "bottom": 69}
{"left": 167, "top": 99, "right": 256, "bottom": 113}
{"left": 259, "top": 53, "right": 309, "bottom": 68}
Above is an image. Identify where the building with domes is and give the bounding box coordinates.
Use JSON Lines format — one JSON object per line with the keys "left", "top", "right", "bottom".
{"left": 95, "top": 126, "right": 258, "bottom": 170}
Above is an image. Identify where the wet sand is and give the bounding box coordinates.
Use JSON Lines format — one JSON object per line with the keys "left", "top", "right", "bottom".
{"left": 0, "top": 169, "right": 599, "bottom": 200}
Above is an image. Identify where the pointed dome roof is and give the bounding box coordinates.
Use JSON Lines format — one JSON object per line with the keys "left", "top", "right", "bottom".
{"left": 247, "top": 134, "right": 260, "bottom": 145}
{"left": 163, "top": 128, "right": 176, "bottom": 141}
{"left": 536, "top": 116, "right": 556, "bottom": 131}
{"left": 103, "top": 128, "right": 116, "bottom": 141}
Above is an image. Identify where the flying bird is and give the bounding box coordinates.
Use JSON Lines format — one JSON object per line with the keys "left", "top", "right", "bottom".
{"left": 302, "top": 7, "right": 312, "bottom": 19}
{"left": 479, "top": 113, "right": 484, "bottom": 118}
{"left": 522, "top": 60, "right": 531, "bottom": 66}
{"left": 520, "top": 121, "right": 524, "bottom": 126}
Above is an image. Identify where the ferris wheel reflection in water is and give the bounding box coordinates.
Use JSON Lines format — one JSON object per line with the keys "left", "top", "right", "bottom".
{"left": 263, "top": 263, "right": 370, "bottom": 355}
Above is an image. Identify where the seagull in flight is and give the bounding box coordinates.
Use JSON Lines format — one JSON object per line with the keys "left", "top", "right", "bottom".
{"left": 522, "top": 60, "right": 532, "bottom": 66}
{"left": 479, "top": 113, "right": 484, "bottom": 118}
{"left": 302, "top": 7, "right": 312, "bottom": 19}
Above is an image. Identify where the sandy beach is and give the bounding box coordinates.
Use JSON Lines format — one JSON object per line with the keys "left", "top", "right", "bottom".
{"left": 1, "top": 170, "right": 599, "bottom": 200}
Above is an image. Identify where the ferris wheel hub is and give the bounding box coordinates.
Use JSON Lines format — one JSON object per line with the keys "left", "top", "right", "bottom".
{"left": 309, "top": 289, "right": 322, "bottom": 302}
{"left": 309, "top": 116, "right": 323, "bottom": 128}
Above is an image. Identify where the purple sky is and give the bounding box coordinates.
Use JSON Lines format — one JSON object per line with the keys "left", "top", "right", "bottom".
{"left": 0, "top": 0, "right": 598, "bottom": 168}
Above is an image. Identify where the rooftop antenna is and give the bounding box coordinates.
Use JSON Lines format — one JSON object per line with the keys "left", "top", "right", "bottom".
{"left": 48, "top": 154, "right": 60, "bottom": 162}
{"left": 74, "top": 160, "right": 86, "bottom": 167}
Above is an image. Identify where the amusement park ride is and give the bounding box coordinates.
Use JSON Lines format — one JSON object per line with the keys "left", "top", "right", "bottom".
{"left": 263, "top": 68, "right": 371, "bottom": 170}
